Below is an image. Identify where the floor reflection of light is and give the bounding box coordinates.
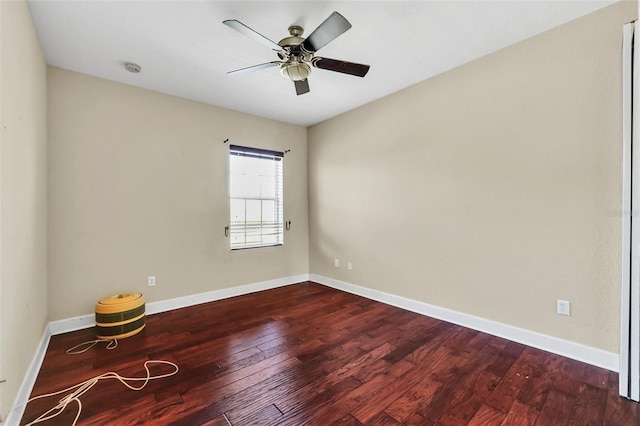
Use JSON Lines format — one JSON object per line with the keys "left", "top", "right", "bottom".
{"left": 217, "top": 319, "right": 290, "bottom": 367}
{"left": 197, "top": 318, "right": 306, "bottom": 399}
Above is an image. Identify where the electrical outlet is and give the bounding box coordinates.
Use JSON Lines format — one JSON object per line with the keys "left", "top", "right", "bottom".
{"left": 347, "top": 262, "right": 352, "bottom": 271}
{"left": 557, "top": 300, "right": 570, "bottom": 316}
{"left": 334, "top": 259, "right": 339, "bottom": 268}
{"left": 148, "top": 276, "right": 156, "bottom": 287}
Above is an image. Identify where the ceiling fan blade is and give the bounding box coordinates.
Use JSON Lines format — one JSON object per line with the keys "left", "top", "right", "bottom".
{"left": 301, "top": 11, "right": 352, "bottom": 53}
{"left": 223, "top": 19, "right": 282, "bottom": 51}
{"left": 227, "top": 61, "right": 281, "bottom": 75}
{"left": 294, "top": 79, "right": 310, "bottom": 95}
{"left": 312, "top": 57, "right": 370, "bottom": 77}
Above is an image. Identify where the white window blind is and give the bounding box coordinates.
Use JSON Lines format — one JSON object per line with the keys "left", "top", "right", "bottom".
{"left": 229, "top": 145, "right": 284, "bottom": 250}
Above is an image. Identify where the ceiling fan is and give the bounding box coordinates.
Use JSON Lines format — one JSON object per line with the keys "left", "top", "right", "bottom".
{"left": 223, "top": 12, "right": 370, "bottom": 95}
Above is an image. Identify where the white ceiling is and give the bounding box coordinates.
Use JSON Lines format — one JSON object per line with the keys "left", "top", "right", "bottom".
{"left": 28, "top": 0, "right": 614, "bottom": 127}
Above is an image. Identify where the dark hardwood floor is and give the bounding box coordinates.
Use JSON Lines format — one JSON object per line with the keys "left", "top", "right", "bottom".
{"left": 21, "top": 282, "right": 639, "bottom": 425}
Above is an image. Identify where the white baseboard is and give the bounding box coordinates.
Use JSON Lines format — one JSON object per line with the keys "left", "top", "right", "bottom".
{"left": 146, "top": 273, "right": 309, "bottom": 315}
{"left": 48, "top": 274, "right": 310, "bottom": 336}
{"left": 5, "top": 326, "right": 51, "bottom": 426}
{"left": 311, "top": 274, "right": 619, "bottom": 372}
{"left": 48, "top": 314, "right": 94, "bottom": 335}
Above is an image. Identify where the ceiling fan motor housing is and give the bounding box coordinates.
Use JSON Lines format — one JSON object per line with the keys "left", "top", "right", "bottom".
{"left": 278, "top": 26, "right": 311, "bottom": 82}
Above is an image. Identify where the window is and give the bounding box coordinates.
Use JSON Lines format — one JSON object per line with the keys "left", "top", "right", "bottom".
{"left": 229, "top": 145, "right": 283, "bottom": 250}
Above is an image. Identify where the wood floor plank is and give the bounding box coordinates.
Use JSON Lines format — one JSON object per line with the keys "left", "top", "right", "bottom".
{"left": 227, "top": 403, "right": 282, "bottom": 426}
{"left": 603, "top": 371, "right": 640, "bottom": 425}
{"left": 365, "top": 411, "right": 402, "bottom": 425}
{"left": 349, "top": 365, "right": 426, "bottom": 424}
{"left": 514, "top": 351, "right": 552, "bottom": 412}
{"left": 568, "top": 383, "right": 608, "bottom": 425}
{"left": 436, "top": 371, "right": 501, "bottom": 425}
{"left": 582, "top": 364, "right": 610, "bottom": 390}
{"left": 535, "top": 389, "right": 576, "bottom": 425}
{"left": 270, "top": 345, "right": 374, "bottom": 415}
{"left": 500, "top": 399, "right": 540, "bottom": 425}
{"left": 551, "top": 355, "right": 587, "bottom": 396}
{"left": 272, "top": 376, "right": 364, "bottom": 426}
{"left": 351, "top": 358, "right": 393, "bottom": 383}
{"left": 384, "top": 343, "right": 461, "bottom": 422}
{"left": 164, "top": 357, "right": 313, "bottom": 424}
{"left": 382, "top": 322, "right": 454, "bottom": 364}
{"left": 468, "top": 404, "right": 507, "bottom": 425}
{"left": 274, "top": 341, "right": 396, "bottom": 415}
{"left": 384, "top": 373, "right": 443, "bottom": 423}
{"left": 201, "top": 415, "right": 231, "bottom": 426}
{"left": 419, "top": 343, "right": 501, "bottom": 422}
{"left": 404, "top": 412, "right": 433, "bottom": 425}
{"left": 331, "top": 414, "right": 365, "bottom": 425}
{"left": 486, "top": 346, "right": 548, "bottom": 414}
{"left": 181, "top": 353, "right": 301, "bottom": 403}
{"left": 485, "top": 350, "right": 520, "bottom": 378}
{"left": 20, "top": 282, "right": 640, "bottom": 425}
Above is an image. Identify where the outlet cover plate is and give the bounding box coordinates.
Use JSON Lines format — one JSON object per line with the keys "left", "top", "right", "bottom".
{"left": 557, "top": 299, "right": 570, "bottom": 316}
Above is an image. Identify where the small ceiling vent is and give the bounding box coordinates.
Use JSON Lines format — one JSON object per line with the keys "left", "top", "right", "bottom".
{"left": 124, "top": 62, "right": 141, "bottom": 73}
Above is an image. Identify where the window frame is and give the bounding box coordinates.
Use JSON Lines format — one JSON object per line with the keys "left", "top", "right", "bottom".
{"left": 228, "top": 144, "right": 284, "bottom": 251}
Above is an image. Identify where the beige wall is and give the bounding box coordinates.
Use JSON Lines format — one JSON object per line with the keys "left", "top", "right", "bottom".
{"left": 0, "top": 0, "right": 48, "bottom": 420}
{"left": 2, "top": 1, "right": 636, "bottom": 417}
{"left": 308, "top": 1, "right": 637, "bottom": 353}
{"left": 47, "top": 68, "right": 308, "bottom": 320}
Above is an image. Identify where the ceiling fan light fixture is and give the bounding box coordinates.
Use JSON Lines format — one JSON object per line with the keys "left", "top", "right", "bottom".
{"left": 280, "top": 61, "right": 310, "bottom": 81}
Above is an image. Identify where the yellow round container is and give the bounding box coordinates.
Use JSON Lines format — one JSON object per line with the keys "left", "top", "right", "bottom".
{"left": 95, "top": 293, "right": 145, "bottom": 340}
